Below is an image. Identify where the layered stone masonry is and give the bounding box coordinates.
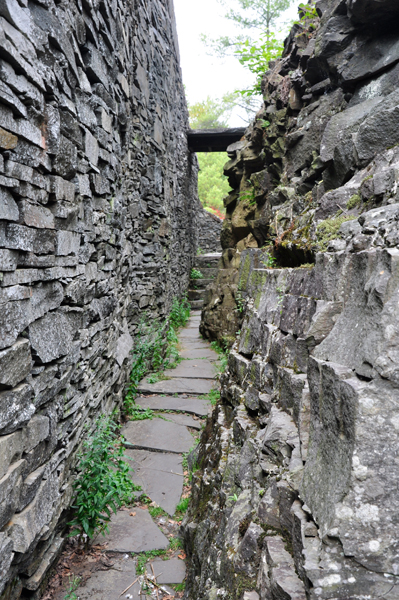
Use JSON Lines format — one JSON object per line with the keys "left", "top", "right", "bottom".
{"left": 0, "top": 0, "right": 202, "bottom": 595}
{"left": 197, "top": 209, "right": 222, "bottom": 254}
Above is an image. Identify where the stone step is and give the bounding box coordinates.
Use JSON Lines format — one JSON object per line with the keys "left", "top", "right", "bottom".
{"left": 135, "top": 395, "right": 211, "bottom": 416}
{"left": 179, "top": 347, "right": 218, "bottom": 361}
{"left": 186, "top": 316, "right": 201, "bottom": 328}
{"left": 101, "top": 510, "right": 169, "bottom": 553}
{"left": 126, "top": 449, "right": 184, "bottom": 515}
{"left": 179, "top": 337, "right": 212, "bottom": 350}
{"left": 157, "top": 412, "right": 203, "bottom": 429}
{"left": 138, "top": 376, "right": 214, "bottom": 395}
{"left": 189, "top": 299, "right": 203, "bottom": 310}
{"left": 73, "top": 539, "right": 185, "bottom": 599}
{"left": 74, "top": 557, "right": 141, "bottom": 599}
{"left": 189, "top": 278, "right": 213, "bottom": 290}
{"left": 178, "top": 328, "right": 205, "bottom": 341}
{"left": 194, "top": 253, "right": 221, "bottom": 268}
{"left": 192, "top": 267, "right": 218, "bottom": 279}
{"left": 123, "top": 418, "right": 195, "bottom": 453}
{"left": 145, "top": 558, "right": 185, "bottom": 585}
{"left": 163, "top": 359, "right": 216, "bottom": 379}
{"left": 188, "top": 289, "right": 204, "bottom": 301}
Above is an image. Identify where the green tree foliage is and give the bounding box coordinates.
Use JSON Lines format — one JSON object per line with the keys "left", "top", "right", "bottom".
{"left": 189, "top": 95, "right": 231, "bottom": 129}
{"left": 235, "top": 32, "right": 284, "bottom": 95}
{"left": 197, "top": 152, "right": 230, "bottom": 218}
{"left": 189, "top": 92, "right": 257, "bottom": 126}
{"left": 202, "top": 0, "right": 294, "bottom": 99}
{"left": 202, "top": 0, "right": 294, "bottom": 59}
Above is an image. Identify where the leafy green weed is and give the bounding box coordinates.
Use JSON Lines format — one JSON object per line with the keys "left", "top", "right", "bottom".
{"left": 68, "top": 415, "right": 140, "bottom": 545}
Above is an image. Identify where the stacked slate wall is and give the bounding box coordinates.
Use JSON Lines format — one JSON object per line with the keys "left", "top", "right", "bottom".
{"left": 197, "top": 209, "right": 222, "bottom": 254}
{"left": 0, "top": 0, "right": 200, "bottom": 595}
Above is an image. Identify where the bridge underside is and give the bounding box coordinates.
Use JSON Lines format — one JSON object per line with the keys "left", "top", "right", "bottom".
{"left": 187, "top": 127, "right": 246, "bottom": 153}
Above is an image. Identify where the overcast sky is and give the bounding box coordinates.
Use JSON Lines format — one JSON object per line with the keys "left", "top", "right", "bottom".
{"left": 173, "top": 0, "right": 299, "bottom": 125}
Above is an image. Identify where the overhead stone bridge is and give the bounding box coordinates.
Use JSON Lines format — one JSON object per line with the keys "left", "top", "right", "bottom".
{"left": 187, "top": 127, "right": 246, "bottom": 152}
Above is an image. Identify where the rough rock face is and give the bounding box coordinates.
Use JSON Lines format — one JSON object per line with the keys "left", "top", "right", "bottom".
{"left": 186, "top": 242, "right": 399, "bottom": 600}
{"left": 0, "top": 0, "right": 200, "bottom": 595}
{"left": 201, "top": 0, "right": 399, "bottom": 345}
{"left": 190, "top": 1, "right": 399, "bottom": 599}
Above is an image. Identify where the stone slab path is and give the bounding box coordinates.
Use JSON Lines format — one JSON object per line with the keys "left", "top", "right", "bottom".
{"left": 146, "top": 558, "right": 186, "bottom": 584}
{"left": 126, "top": 450, "right": 184, "bottom": 515}
{"left": 103, "top": 510, "right": 170, "bottom": 553}
{"left": 72, "top": 311, "right": 218, "bottom": 599}
{"left": 136, "top": 395, "right": 210, "bottom": 417}
{"left": 123, "top": 418, "right": 194, "bottom": 454}
{"left": 163, "top": 360, "right": 216, "bottom": 379}
{"left": 138, "top": 376, "right": 214, "bottom": 395}
{"left": 77, "top": 558, "right": 141, "bottom": 600}
{"left": 158, "top": 412, "right": 202, "bottom": 430}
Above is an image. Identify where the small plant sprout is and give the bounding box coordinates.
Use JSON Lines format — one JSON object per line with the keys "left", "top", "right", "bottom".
{"left": 210, "top": 340, "right": 228, "bottom": 374}
{"left": 228, "top": 493, "right": 238, "bottom": 503}
{"left": 239, "top": 183, "right": 256, "bottom": 207}
{"left": 236, "top": 291, "right": 245, "bottom": 313}
{"left": 125, "top": 296, "right": 190, "bottom": 416}
{"left": 64, "top": 576, "right": 81, "bottom": 600}
{"left": 297, "top": 2, "right": 318, "bottom": 22}
{"left": 175, "top": 496, "right": 190, "bottom": 514}
{"left": 261, "top": 251, "right": 277, "bottom": 269}
{"left": 257, "top": 119, "right": 270, "bottom": 129}
{"left": 128, "top": 405, "right": 154, "bottom": 421}
{"left": 190, "top": 268, "right": 204, "bottom": 279}
{"left": 205, "top": 388, "right": 220, "bottom": 406}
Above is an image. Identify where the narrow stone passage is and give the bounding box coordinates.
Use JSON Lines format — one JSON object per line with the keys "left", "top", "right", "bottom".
{"left": 70, "top": 311, "right": 218, "bottom": 600}
{"left": 188, "top": 253, "right": 221, "bottom": 310}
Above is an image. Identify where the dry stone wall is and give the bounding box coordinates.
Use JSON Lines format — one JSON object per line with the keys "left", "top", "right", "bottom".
{"left": 197, "top": 209, "right": 222, "bottom": 254}
{"left": 0, "top": 0, "right": 200, "bottom": 595}
{"left": 189, "top": 1, "right": 399, "bottom": 599}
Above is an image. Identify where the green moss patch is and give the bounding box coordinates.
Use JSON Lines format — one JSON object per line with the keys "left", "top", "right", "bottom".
{"left": 346, "top": 194, "right": 361, "bottom": 210}
{"left": 316, "top": 215, "right": 356, "bottom": 251}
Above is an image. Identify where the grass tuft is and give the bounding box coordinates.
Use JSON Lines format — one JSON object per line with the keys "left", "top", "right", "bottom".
{"left": 124, "top": 296, "right": 190, "bottom": 417}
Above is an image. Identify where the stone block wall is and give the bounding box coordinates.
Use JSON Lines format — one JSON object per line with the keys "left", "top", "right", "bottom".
{"left": 0, "top": 0, "right": 200, "bottom": 594}
{"left": 197, "top": 209, "right": 222, "bottom": 254}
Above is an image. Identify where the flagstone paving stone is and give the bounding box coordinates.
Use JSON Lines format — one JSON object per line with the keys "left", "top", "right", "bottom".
{"left": 186, "top": 322, "right": 201, "bottom": 329}
{"left": 122, "top": 418, "right": 194, "bottom": 453}
{"left": 179, "top": 336, "right": 210, "bottom": 347}
{"left": 178, "top": 328, "right": 206, "bottom": 339}
{"left": 138, "top": 376, "right": 214, "bottom": 395}
{"left": 76, "top": 558, "right": 140, "bottom": 600}
{"left": 145, "top": 558, "right": 186, "bottom": 584}
{"left": 126, "top": 449, "right": 184, "bottom": 515}
{"left": 136, "top": 395, "right": 210, "bottom": 416}
{"left": 179, "top": 348, "right": 218, "bottom": 361}
{"left": 163, "top": 359, "right": 216, "bottom": 379}
{"left": 158, "top": 412, "right": 203, "bottom": 430}
{"left": 102, "top": 510, "right": 169, "bottom": 553}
